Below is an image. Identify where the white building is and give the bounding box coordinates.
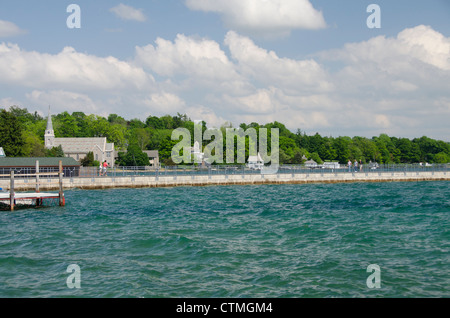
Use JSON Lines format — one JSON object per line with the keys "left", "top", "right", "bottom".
{"left": 304, "top": 159, "right": 318, "bottom": 168}
{"left": 192, "top": 141, "right": 204, "bottom": 163}
{"left": 247, "top": 153, "right": 264, "bottom": 170}
{"left": 45, "top": 107, "right": 115, "bottom": 167}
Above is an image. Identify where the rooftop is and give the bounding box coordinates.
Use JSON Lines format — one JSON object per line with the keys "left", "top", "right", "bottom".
{"left": 0, "top": 157, "right": 80, "bottom": 167}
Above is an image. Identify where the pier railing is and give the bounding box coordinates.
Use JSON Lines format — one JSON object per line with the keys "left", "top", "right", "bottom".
{"left": 0, "top": 166, "right": 79, "bottom": 179}
{"left": 0, "top": 161, "right": 65, "bottom": 211}
{"left": 66, "top": 163, "right": 450, "bottom": 178}
{"left": 2, "top": 163, "right": 447, "bottom": 180}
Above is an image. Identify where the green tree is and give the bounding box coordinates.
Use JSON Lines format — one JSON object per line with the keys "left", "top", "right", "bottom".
{"left": 278, "top": 149, "right": 291, "bottom": 164}
{"left": 434, "top": 152, "right": 450, "bottom": 163}
{"left": 332, "top": 136, "right": 351, "bottom": 163}
{"left": 54, "top": 111, "right": 80, "bottom": 137}
{"left": 117, "top": 144, "right": 149, "bottom": 166}
{"left": 22, "top": 131, "right": 46, "bottom": 157}
{"left": 80, "top": 151, "right": 99, "bottom": 167}
{"left": 106, "top": 124, "right": 127, "bottom": 149}
{"left": 292, "top": 149, "right": 307, "bottom": 164}
{"left": 46, "top": 145, "right": 64, "bottom": 157}
{"left": 108, "top": 114, "right": 127, "bottom": 126}
{"left": 352, "top": 136, "right": 378, "bottom": 163}
{"left": 159, "top": 137, "right": 180, "bottom": 164}
{"left": 318, "top": 137, "right": 337, "bottom": 161}
{"left": 309, "top": 152, "right": 323, "bottom": 164}
{"left": 0, "top": 109, "right": 25, "bottom": 157}
{"left": 145, "top": 116, "right": 164, "bottom": 130}
{"left": 129, "top": 128, "right": 151, "bottom": 150}
{"left": 128, "top": 118, "right": 146, "bottom": 129}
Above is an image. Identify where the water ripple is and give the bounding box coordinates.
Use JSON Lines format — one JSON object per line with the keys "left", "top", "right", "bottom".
{"left": 0, "top": 181, "right": 449, "bottom": 297}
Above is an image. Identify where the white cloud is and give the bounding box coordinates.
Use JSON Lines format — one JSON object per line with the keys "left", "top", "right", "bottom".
{"left": 185, "top": 104, "right": 227, "bottom": 129}
{"left": 136, "top": 34, "right": 238, "bottom": 81}
{"left": 110, "top": 3, "right": 147, "bottom": 22}
{"left": 224, "top": 31, "right": 333, "bottom": 93}
{"left": 0, "top": 20, "right": 26, "bottom": 38}
{"left": 320, "top": 25, "right": 450, "bottom": 95}
{"left": 1, "top": 25, "right": 449, "bottom": 140}
{"left": 0, "top": 44, "right": 153, "bottom": 91}
{"left": 26, "top": 90, "right": 99, "bottom": 115}
{"left": 185, "top": 0, "right": 326, "bottom": 37}
{"left": 0, "top": 97, "right": 23, "bottom": 108}
{"left": 144, "top": 92, "right": 187, "bottom": 114}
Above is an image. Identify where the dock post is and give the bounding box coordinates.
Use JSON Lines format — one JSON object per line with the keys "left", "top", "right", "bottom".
{"left": 10, "top": 171, "right": 14, "bottom": 211}
{"left": 35, "top": 160, "right": 40, "bottom": 193}
{"left": 35, "top": 160, "right": 41, "bottom": 206}
{"left": 59, "top": 160, "right": 65, "bottom": 206}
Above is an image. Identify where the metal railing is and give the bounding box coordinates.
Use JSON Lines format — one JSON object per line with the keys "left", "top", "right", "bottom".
{"left": 73, "top": 163, "right": 450, "bottom": 178}
{"left": 0, "top": 166, "right": 80, "bottom": 179}
{"left": 1, "top": 163, "right": 448, "bottom": 180}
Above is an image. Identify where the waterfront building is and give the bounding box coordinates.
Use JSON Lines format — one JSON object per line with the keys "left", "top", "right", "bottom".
{"left": 44, "top": 107, "right": 115, "bottom": 167}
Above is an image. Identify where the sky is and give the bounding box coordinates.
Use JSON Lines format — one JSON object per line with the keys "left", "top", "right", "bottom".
{"left": 0, "top": 0, "right": 449, "bottom": 140}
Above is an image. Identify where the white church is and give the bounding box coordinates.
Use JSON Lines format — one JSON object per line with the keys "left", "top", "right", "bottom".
{"left": 44, "top": 108, "right": 115, "bottom": 168}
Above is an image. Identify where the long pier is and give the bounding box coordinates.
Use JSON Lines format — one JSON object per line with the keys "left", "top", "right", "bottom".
{"left": 0, "top": 161, "right": 65, "bottom": 211}
{"left": 1, "top": 168, "right": 448, "bottom": 192}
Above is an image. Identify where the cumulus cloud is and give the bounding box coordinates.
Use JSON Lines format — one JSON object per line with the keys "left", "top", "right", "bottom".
{"left": 1, "top": 25, "right": 449, "bottom": 139}
{"left": 185, "top": 0, "right": 326, "bottom": 37}
{"left": 224, "top": 31, "right": 333, "bottom": 93}
{"left": 320, "top": 25, "right": 450, "bottom": 95}
{"left": 0, "top": 44, "right": 153, "bottom": 91}
{"left": 26, "top": 90, "right": 99, "bottom": 114}
{"left": 144, "top": 92, "right": 187, "bottom": 114}
{"left": 0, "top": 20, "right": 26, "bottom": 38}
{"left": 136, "top": 34, "right": 238, "bottom": 80}
{"left": 110, "top": 3, "right": 147, "bottom": 22}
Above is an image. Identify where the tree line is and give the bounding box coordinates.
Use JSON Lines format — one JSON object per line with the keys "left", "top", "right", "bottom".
{"left": 0, "top": 106, "right": 449, "bottom": 166}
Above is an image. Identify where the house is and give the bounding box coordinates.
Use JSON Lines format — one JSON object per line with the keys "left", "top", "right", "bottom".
{"left": 45, "top": 107, "right": 115, "bottom": 167}
{"left": 304, "top": 159, "right": 318, "bottom": 168}
{"left": 143, "top": 150, "right": 160, "bottom": 168}
{"left": 0, "top": 157, "right": 81, "bottom": 177}
{"left": 247, "top": 153, "right": 264, "bottom": 170}
{"left": 0, "top": 147, "right": 5, "bottom": 158}
{"left": 192, "top": 141, "right": 204, "bottom": 163}
{"left": 322, "top": 162, "right": 340, "bottom": 169}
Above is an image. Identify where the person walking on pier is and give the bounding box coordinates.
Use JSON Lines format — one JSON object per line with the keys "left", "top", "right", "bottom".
{"left": 348, "top": 160, "right": 352, "bottom": 172}
{"left": 102, "top": 160, "right": 108, "bottom": 176}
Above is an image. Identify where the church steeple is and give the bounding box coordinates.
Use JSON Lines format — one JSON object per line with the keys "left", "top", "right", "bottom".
{"left": 44, "top": 106, "right": 55, "bottom": 149}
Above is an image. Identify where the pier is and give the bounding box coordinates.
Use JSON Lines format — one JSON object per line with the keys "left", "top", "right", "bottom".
{"left": 0, "top": 160, "right": 65, "bottom": 211}
{"left": 0, "top": 164, "right": 448, "bottom": 193}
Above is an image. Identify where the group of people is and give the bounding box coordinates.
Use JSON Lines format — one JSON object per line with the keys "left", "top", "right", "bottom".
{"left": 348, "top": 159, "right": 363, "bottom": 172}
{"left": 99, "top": 160, "right": 108, "bottom": 176}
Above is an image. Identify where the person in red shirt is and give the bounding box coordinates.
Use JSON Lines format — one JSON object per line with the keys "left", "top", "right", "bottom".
{"left": 102, "top": 160, "right": 108, "bottom": 176}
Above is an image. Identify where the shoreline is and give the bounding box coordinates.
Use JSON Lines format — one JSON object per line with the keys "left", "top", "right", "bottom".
{"left": 1, "top": 170, "right": 448, "bottom": 191}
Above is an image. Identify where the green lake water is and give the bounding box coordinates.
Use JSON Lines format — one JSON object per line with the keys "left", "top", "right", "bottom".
{"left": 0, "top": 181, "right": 449, "bottom": 297}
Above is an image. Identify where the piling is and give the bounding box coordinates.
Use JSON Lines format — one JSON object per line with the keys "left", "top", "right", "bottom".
{"left": 10, "top": 171, "right": 14, "bottom": 211}
{"left": 59, "top": 160, "right": 65, "bottom": 206}
{"left": 0, "top": 160, "right": 65, "bottom": 210}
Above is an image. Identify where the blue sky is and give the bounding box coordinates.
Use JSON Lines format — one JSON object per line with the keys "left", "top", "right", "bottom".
{"left": 1, "top": 0, "right": 449, "bottom": 140}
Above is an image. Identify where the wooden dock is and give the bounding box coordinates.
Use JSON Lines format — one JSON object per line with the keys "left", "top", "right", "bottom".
{"left": 0, "top": 160, "right": 65, "bottom": 211}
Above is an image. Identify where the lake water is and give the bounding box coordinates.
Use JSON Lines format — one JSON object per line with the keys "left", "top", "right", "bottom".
{"left": 0, "top": 181, "right": 449, "bottom": 297}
